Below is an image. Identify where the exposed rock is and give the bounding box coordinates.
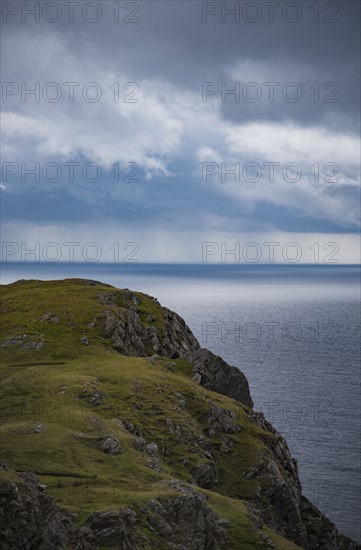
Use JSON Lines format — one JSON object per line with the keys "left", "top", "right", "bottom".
{"left": 242, "top": 411, "right": 358, "bottom": 550}
{"left": 21, "top": 338, "right": 44, "bottom": 351}
{"left": 88, "top": 392, "right": 103, "bottom": 407}
{"left": 175, "top": 391, "right": 186, "bottom": 410}
{"left": 146, "top": 456, "right": 162, "bottom": 472}
{"left": 146, "top": 480, "right": 229, "bottom": 549}
{"left": 145, "top": 443, "right": 159, "bottom": 456}
{"left": 187, "top": 348, "right": 253, "bottom": 408}
{"left": 161, "top": 310, "right": 200, "bottom": 359}
{"left": 96, "top": 292, "right": 255, "bottom": 415}
{"left": 134, "top": 437, "right": 146, "bottom": 452}
{"left": 1, "top": 333, "right": 44, "bottom": 351}
{"left": 98, "top": 292, "right": 117, "bottom": 305}
{"left": 115, "top": 419, "right": 142, "bottom": 437}
{"left": 253, "top": 456, "right": 307, "bottom": 546}
{"left": 191, "top": 462, "right": 219, "bottom": 489}
{"left": 99, "top": 436, "right": 123, "bottom": 455}
{"left": 206, "top": 401, "right": 243, "bottom": 435}
{"left": 84, "top": 508, "right": 138, "bottom": 549}
{"left": 102, "top": 310, "right": 146, "bottom": 356}
{"left": 146, "top": 314, "right": 156, "bottom": 323}
{"left": 77, "top": 382, "right": 105, "bottom": 407}
{"left": 219, "top": 437, "right": 235, "bottom": 454}
{"left": 159, "top": 445, "right": 170, "bottom": 457}
{"left": 165, "top": 418, "right": 181, "bottom": 436}
{"left": 80, "top": 335, "right": 89, "bottom": 346}
{"left": 35, "top": 312, "right": 60, "bottom": 324}
{"left": 31, "top": 423, "right": 46, "bottom": 434}
{"left": 0, "top": 466, "right": 89, "bottom": 550}
{"left": 84, "top": 279, "right": 113, "bottom": 287}
{"left": 75, "top": 480, "right": 229, "bottom": 549}
{"left": 122, "top": 290, "right": 141, "bottom": 307}
{"left": 101, "top": 302, "right": 199, "bottom": 359}
{"left": 260, "top": 532, "right": 275, "bottom": 547}
{"left": 300, "top": 496, "right": 361, "bottom": 550}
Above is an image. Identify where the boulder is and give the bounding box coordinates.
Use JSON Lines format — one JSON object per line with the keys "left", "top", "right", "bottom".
{"left": 146, "top": 480, "right": 229, "bottom": 549}
{"left": 99, "top": 437, "right": 123, "bottom": 455}
{"left": 145, "top": 443, "right": 158, "bottom": 456}
{"left": 191, "top": 462, "right": 219, "bottom": 489}
{"left": 206, "top": 401, "right": 243, "bottom": 435}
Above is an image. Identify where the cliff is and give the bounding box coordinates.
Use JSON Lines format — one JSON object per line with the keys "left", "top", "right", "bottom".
{"left": 0, "top": 278, "right": 359, "bottom": 549}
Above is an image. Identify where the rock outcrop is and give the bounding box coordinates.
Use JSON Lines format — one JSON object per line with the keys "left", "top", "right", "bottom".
{"left": 242, "top": 411, "right": 361, "bottom": 550}
{"left": 100, "top": 290, "right": 200, "bottom": 359}
{"left": 0, "top": 465, "right": 229, "bottom": 550}
{"left": 143, "top": 480, "right": 229, "bottom": 549}
{"left": 188, "top": 348, "right": 253, "bottom": 408}
{"left": 0, "top": 464, "right": 84, "bottom": 550}
{"left": 98, "top": 289, "right": 254, "bottom": 409}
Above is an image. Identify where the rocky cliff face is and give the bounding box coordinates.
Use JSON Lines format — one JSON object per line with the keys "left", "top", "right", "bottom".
{"left": 99, "top": 289, "right": 200, "bottom": 359}
{"left": 0, "top": 465, "right": 228, "bottom": 550}
{"left": 243, "top": 413, "right": 361, "bottom": 550}
{"left": 0, "top": 279, "right": 359, "bottom": 550}
{"left": 0, "top": 463, "right": 79, "bottom": 549}
{"left": 95, "top": 287, "right": 360, "bottom": 548}
{"left": 97, "top": 288, "right": 254, "bottom": 409}
{"left": 187, "top": 348, "right": 253, "bottom": 408}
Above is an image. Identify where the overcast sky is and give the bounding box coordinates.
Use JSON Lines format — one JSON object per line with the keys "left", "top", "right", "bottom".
{"left": 1, "top": 0, "right": 360, "bottom": 263}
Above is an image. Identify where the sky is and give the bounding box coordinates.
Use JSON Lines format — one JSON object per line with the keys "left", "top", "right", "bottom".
{"left": 1, "top": 0, "right": 360, "bottom": 263}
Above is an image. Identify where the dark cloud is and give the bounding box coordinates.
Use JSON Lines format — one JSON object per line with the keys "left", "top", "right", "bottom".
{"left": 1, "top": 0, "right": 360, "bottom": 254}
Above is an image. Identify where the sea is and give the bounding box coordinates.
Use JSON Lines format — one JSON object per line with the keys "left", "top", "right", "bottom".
{"left": 1, "top": 262, "right": 360, "bottom": 542}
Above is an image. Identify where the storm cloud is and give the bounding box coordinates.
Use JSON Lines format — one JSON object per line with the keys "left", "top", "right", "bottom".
{"left": 1, "top": 0, "right": 360, "bottom": 262}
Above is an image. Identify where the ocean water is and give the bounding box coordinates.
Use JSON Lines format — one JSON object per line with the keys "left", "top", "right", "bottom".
{"left": 1, "top": 263, "right": 360, "bottom": 542}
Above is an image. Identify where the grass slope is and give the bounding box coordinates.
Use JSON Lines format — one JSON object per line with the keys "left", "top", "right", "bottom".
{"left": 0, "top": 279, "right": 301, "bottom": 549}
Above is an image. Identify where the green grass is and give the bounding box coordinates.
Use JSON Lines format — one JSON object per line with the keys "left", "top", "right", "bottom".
{"left": 0, "top": 278, "right": 302, "bottom": 549}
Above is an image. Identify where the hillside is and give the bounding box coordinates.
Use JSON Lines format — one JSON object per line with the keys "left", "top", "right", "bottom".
{"left": 0, "top": 278, "right": 359, "bottom": 549}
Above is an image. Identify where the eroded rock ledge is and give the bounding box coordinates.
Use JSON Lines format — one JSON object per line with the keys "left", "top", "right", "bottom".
{"left": 187, "top": 348, "right": 253, "bottom": 408}
{"left": 0, "top": 465, "right": 229, "bottom": 550}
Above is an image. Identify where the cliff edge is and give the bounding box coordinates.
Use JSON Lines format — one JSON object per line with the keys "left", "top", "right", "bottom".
{"left": 0, "top": 278, "right": 359, "bottom": 549}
